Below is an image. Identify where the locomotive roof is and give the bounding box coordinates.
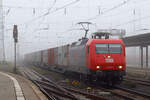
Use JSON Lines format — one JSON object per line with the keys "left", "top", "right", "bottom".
{"left": 90, "top": 39, "right": 123, "bottom": 42}
{"left": 87, "top": 39, "right": 124, "bottom": 45}
{"left": 71, "top": 38, "right": 123, "bottom": 47}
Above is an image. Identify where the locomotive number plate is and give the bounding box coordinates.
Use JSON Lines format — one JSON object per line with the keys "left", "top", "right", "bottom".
{"left": 105, "top": 58, "right": 114, "bottom": 63}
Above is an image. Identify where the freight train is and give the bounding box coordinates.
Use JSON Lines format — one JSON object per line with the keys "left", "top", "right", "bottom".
{"left": 25, "top": 33, "right": 126, "bottom": 85}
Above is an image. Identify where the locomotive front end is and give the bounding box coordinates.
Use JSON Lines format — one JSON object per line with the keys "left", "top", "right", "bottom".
{"left": 94, "top": 42, "right": 125, "bottom": 71}
{"left": 86, "top": 39, "right": 126, "bottom": 84}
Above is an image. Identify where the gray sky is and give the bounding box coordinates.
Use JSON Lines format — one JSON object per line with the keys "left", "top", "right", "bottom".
{"left": 3, "top": 0, "right": 150, "bottom": 60}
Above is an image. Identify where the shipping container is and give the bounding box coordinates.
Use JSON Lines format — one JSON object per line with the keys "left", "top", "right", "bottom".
{"left": 48, "top": 48, "right": 55, "bottom": 65}
{"left": 41, "top": 51, "right": 43, "bottom": 65}
{"left": 62, "top": 45, "right": 69, "bottom": 66}
{"left": 68, "top": 44, "right": 86, "bottom": 73}
{"left": 54, "top": 47, "right": 58, "bottom": 65}
{"left": 58, "top": 46, "right": 63, "bottom": 65}
{"left": 43, "top": 50, "right": 48, "bottom": 65}
{"left": 35, "top": 51, "right": 41, "bottom": 65}
{"left": 67, "top": 45, "right": 70, "bottom": 66}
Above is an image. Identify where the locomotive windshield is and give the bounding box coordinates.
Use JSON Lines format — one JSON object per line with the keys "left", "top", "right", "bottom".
{"left": 95, "top": 43, "right": 122, "bottom": 54}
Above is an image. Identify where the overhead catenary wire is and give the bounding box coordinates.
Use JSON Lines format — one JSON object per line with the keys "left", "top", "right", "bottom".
{"left": 115, "top": 15, "right": 150, "bottom": 27}
{"left": 83, "top": 0, "right": 150, "bottom": 32}
{"left": 3, "top": 5, "right": 51, "bottom": 9}
{"left": 30, "top": 0, "right": 57, "bottom": 33}
{"left": 4, "top": 0, "right": 150, "bottom": 44}
{"left": 3, "top": 0, "right": 80, "bottom": 26}
{"left": 3, "top": 0, "right": 57, "bottom": 10}
{"left": 3, "top": 0, "right": 149, "bottom": 57}
{"left": 13, "top": 0, "right": 79, "bottom": 49}
{"left": 24, "top": 0, "right": 80, "bottom": 25}
{"left": 43, "top": 0, "right": 57, "bottom": 16}
{"left": 87, "top": 0, "right": 132, "bottom": 21}
{"left": 21, "top": 0, "right": 80, "bottom": 41}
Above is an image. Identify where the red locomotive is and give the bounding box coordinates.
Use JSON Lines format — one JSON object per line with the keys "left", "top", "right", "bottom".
{"left": 25, "top": 32, "right": 126, "bottom": 85}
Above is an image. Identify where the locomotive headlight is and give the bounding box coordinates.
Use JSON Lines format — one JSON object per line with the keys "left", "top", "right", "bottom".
{"left": 107, "top": 56, "right": 111, "bottom": 58}
{"left": 118, "top": 66, "right": 123, "bottom": 69}
{"left": 96, "top": 66, "right": 100, "bottom": 69}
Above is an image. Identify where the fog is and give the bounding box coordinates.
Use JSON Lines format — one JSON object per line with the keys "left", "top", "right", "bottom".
{"left": 2, "top": 0, "right": 150, "bottom": 65}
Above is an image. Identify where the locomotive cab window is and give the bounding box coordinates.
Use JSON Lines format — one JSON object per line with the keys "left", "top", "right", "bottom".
{"left": 95, "top": 44, "right": 108, "bottom": 53}
{"left": 109, "top": 44, "right": 122, "bottom": 54}
{"left": 95, "top": 43, "right": 122, "bottom": 54}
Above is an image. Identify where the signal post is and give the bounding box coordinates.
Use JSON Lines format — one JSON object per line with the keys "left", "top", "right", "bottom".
{"left": 13, "top": 25, "right": 18, "bottom": 73}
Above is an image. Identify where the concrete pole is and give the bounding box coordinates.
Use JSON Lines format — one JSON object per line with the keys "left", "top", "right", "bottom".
{"left": 146, "top": 46, "right": 148, "bottom": 68}
{"left": 140, "top": 46, "right": 143, "bottom": 68}
{"left": 0, "top": 0, "right": 5, "bottom": 63}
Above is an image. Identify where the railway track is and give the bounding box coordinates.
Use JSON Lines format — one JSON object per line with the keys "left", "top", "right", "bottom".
{"left": 112, "top": 77, "right": 150, "bottom": 100}
{"left": 93, "top": 85, "right": 149, "bottom": 100}
{"left": 94, "top": 85, "right": 150, "bottom": 100}
{"left": 124, "top": 77, "right": 150, "bottom": 87}
{"left": 115, "top": 86, "right": 150, "bottom": 99}
{"left": 19, "top": 66, "right": 108, "bottom": 100}
{"left": 20, "top": 67, "right": 75, "bottom": 100}
{"left": 19, "top": 66, "right": 150, "bottom": 100}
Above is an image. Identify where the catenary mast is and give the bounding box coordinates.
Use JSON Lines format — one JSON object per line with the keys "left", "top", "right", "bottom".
{"left": 0, "top": 0, "right": 5, "bottom": 63}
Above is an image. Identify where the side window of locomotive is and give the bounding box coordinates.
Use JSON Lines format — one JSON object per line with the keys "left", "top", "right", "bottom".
{"left": 95, "top": 44, "right": 108, "bottom": 54}
{"left": 109, "top": 44, "right": 122, "bottom": 54}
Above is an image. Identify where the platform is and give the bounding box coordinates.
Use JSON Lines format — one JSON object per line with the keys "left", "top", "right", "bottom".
{"left": 0, "top": 71, "right": 48, "bottom": 100}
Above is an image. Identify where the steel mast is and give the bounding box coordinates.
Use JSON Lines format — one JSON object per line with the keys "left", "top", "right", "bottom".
{"left": 0, "top": 0, "right": 5, "bottom": 63}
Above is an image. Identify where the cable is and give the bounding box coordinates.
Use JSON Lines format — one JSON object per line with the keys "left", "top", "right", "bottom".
{"left": 44, "top": 0, "right": 57, "bottom": 16}
{"left": 87, "top": 0, "right": 131, "bottom": 21}
{"left": 88, "top": 0, "right": 150, "bottom": 21}
{"left": 6, "top": 8, "right": 11, "bottom": 15}
{"left": 115, "top": 15, "right": 150, "bottom": 27}
{"left": 3, "top": 0, "right": 80, "bottom": 26}
{"left": 21, "top": 0, "right": 80, "bottom": 39}
{"left": 24, "top": 0, "right": 80, "bottom": 25}
{"left": 3, "top": 5, "right": 51, "bottom": 10}
{"left": 31, "top": 0, "right": 56, "bottom": 32}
